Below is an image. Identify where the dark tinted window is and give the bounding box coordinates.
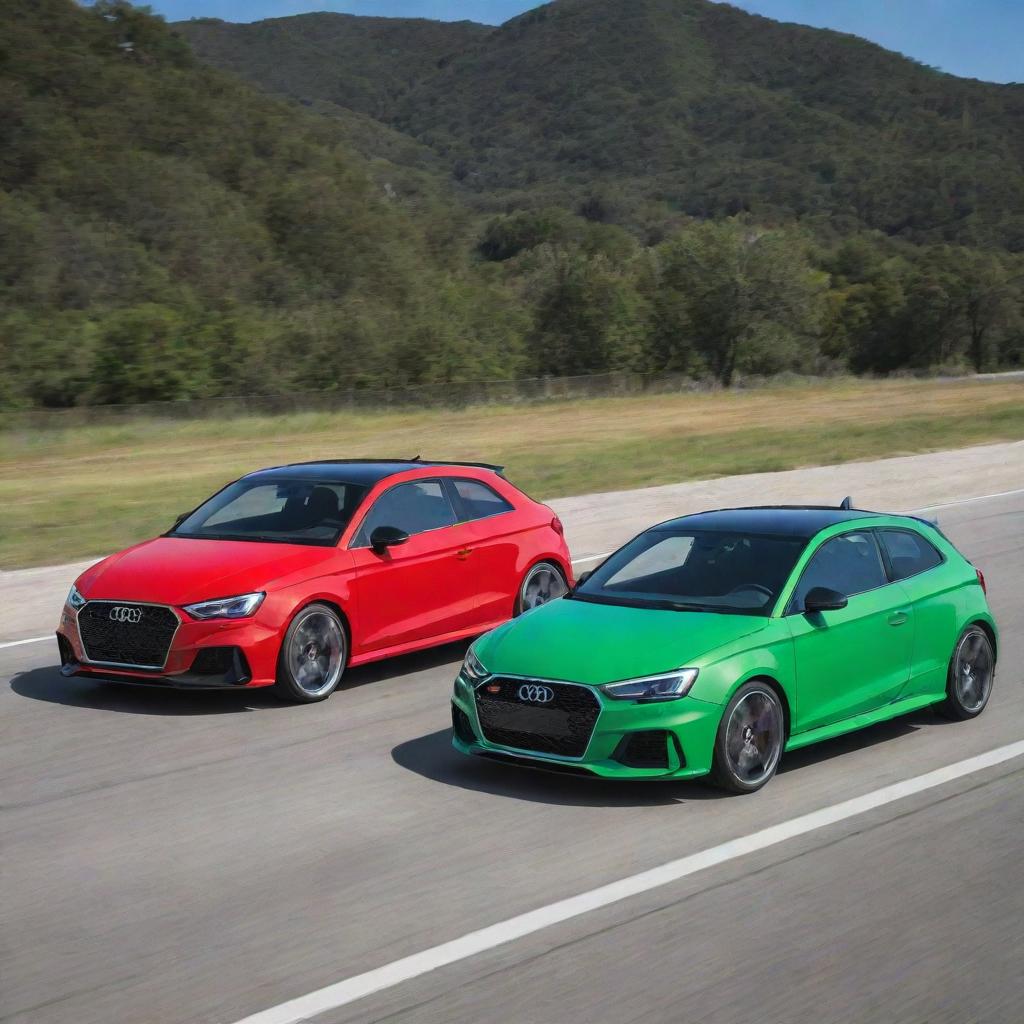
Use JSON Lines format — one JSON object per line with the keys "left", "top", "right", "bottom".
{"left": 453, "top": 479, "right": 513, "bottom": 521}
{"left": 573, "top": 530, "right": 807, "bottom": 615}
{"left": 879, "top": 529, "right": 944, "bottom": 581}
{"left": 172, "top": 479, "right": 367, "bottom": 546}
{"left": 354, "top": 480, "right": 456, "bottom": 545}
{"left": 792, "top": 531, "right": 887, "bottom": 610}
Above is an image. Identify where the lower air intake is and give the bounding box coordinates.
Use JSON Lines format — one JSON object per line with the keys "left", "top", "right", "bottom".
{"left": 613, "top": 730, "right": 672, "bottom": 769}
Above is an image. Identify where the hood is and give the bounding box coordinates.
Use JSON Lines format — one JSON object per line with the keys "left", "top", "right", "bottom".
{"left": 77, "top": 536, "right": 338, "bottom": 606}
{"left": 475, "top": 597, "right": 768, "bottom": 685}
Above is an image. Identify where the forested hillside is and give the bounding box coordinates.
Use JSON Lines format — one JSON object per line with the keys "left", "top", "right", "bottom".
{"left": 2, "top": 0, "right": 1023, "bottom": 411}
{"left": 181, "top": 0, "right": 1024, "bottom": 249}
{"left": 0, "top": 0, "right": 523, "bottom": 408}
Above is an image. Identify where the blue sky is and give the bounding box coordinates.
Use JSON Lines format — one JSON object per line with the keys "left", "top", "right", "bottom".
{"left": 125, "top": 0, "right": 1023, "bottom": 83}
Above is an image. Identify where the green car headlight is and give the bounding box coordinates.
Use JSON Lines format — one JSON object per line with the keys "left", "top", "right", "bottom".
{"left": 602, "top": 669, "right": 699, "bottom": 702}
{"left": 460, "top": 646, "right": 490, "bottom": 686}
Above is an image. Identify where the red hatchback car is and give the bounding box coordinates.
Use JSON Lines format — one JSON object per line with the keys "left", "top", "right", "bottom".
{"left": 56, "top": 460, "right": 572, "bottom": 702}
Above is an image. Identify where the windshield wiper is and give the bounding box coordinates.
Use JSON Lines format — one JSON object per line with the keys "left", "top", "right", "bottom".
{"left": 654, "top": 601, "right": 722, "bottom": 613}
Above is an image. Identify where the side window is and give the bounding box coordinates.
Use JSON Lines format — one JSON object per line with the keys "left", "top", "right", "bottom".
{"left": 354, "top": 481, "right": 456, "bottom": 546}
{"left": 791, "top": 531, "right": 887, "bottom": 611}
{"left": 879, "top": 529, "right": 944, "bottom": 581}
{"left": 452, "top": 479, "right": 514, "bottom": 521}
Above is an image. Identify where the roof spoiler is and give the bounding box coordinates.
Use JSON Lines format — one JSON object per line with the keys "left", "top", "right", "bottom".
{"left": 410, "top": 457, "right": 505, "bottom": 474}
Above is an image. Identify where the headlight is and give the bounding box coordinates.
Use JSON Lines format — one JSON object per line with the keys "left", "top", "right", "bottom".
{"left": 66, "top": 585, "right": 87, "bottom": 610}
{"left": 460, "top": 646, "right": 490, "bottom": 685}
{"left": 602, "top": 669, "right": 699, "bottom": 702}
{"left": 184, "top": 592, "right": 265, "bottom": 620}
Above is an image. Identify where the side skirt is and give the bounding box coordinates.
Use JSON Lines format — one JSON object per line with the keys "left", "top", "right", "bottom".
{"left": 784, "top": 693, "right": 945, "bottom": 753}
{"left": 348, "top": 618, "right": 508, "bottom": 668}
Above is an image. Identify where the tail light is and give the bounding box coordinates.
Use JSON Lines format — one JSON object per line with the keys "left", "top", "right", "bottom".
{"left": 550, "top": 514, "right": 565, "bottom": 536}
{"left": 975, "top": 567, "right": 987, "bottom": 595}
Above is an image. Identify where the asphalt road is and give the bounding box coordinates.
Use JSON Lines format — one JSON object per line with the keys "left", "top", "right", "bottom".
{"left": 2, "top": 490, "right": 1022, "bottom": 1024}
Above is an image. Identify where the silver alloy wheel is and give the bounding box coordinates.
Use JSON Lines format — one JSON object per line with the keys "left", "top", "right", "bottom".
{"left": 520, "top": 563, "right": 568, "bottom": 612}
{"left": 287, "top": 608, "right": 346, "bottom": 698}
{"left": 724, "top": 688, "right": 783, "bottom": 786}
{"left": 953, "top": 629, "right": 994, "bottom": 713}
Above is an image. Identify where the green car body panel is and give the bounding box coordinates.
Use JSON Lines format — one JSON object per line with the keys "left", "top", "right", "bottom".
{"left": 451, "top": 512, "right": 997, "bottom": 780}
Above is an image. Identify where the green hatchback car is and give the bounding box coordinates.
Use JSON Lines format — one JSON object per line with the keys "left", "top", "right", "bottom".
{"left": 451, "top": 505, "right": 997, "bottom": 793}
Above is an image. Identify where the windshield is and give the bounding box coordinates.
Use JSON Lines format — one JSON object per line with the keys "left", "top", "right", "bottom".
{"left": 170, "top": 478, "right": 369, "bottom": 546}
{"left": 572, "top": 529, "right": 808, "bottom": 615}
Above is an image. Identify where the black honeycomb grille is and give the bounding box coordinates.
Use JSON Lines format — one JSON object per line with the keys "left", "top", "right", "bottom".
{"left": 613, "top": 731, "right": 671, "bottom": 769}
{"left": 78, "top": 602, "right": 178, "bottom": 669}
{"left": 474, "top": 677, "right": 600, "bottom": 758}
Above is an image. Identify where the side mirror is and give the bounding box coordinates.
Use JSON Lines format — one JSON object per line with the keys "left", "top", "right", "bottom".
{"left": 574, "top": 569, "right": 593, "bottom": 588}
{"left": 172, "top": 512, "right": 189, "bottom": 529}
{"left": 803, "top": 586, "right": 849, "bottom": 614}
{"left": 370, "top": 525, "right": 410, "bottom": 555}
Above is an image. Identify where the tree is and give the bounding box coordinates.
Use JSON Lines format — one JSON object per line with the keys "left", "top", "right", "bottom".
{"left": 656, "top": 220, "right": 826, "bottom": 385}
{"left": 958, "top": 253, "right": 1019, "bottom": 372}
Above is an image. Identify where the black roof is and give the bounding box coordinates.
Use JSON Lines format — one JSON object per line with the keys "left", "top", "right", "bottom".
{"left": 654, "top": 506, "right": 884, "bottom": 539}
{"left": 244, "top": 459, "right": 503, "bottom": 486}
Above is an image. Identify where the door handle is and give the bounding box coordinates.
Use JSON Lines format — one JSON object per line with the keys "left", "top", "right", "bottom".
{"left": 457, "top": 547, "right": 474, "bottom": 561}
{"left": 888, "top": 611, "right": 909, "bottom": 626}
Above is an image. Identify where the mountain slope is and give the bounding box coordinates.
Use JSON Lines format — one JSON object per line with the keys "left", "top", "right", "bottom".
{"left": 177, "top": 13, "right": 492, "bottom": 120}
{"left": 179, "top": 0, "right": 1024, "bottom": 249}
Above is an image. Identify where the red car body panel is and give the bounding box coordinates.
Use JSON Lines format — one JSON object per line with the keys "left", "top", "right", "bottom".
{"left": 58, "top": 464, "right": 572, "bottom": 688}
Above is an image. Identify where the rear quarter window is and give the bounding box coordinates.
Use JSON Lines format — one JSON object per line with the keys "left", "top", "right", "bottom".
{"left": 879, "top": 529, "right": 945, "bottom": 582}
{"left": 452, "top": 479, "right": 514, "bottom": 521}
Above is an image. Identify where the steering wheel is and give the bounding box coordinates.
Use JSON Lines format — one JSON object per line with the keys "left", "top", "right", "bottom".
{"left": 726, "top": 583, "right": 774, "bottom": 600}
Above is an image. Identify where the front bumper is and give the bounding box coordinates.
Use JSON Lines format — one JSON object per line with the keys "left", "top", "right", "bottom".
{"left": 56, "top": 604, "right": 280, "bottom": 688}
{"left": 451, "top": 675, "right": 722, "bottom": 780}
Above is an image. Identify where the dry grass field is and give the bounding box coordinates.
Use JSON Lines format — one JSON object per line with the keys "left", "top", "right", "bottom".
{"left": 2, "top": 376, "right": 1023, "bottom": 569}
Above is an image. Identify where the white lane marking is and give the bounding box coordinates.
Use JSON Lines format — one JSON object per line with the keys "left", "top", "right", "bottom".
{"left": 4, "top": 486, "right": 1022, "bottom": 652}
{"left": 911, "top": 485, "right": 1024, "bottom": 512}
{"left": 0, "top": 635, "right": 51, "bottom": 650}
{"left": 231, "top": 739, "right": 1024, "bottom": 1024}
{"left": 571, "top": 551, "right": 613, "bottom": 566}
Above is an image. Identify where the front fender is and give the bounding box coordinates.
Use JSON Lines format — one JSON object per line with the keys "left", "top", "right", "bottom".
{"left": 687, "top": 623, "right": 796, "bottom": 714}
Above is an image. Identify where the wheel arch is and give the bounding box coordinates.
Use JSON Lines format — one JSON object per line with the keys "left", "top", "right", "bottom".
{"left": 968, "top": 618, "right": 998, "bottom": 663}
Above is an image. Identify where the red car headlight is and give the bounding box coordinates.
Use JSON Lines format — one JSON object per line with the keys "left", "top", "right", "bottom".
{"left": 184, "top": 592, "right": 266, "bottom": 620}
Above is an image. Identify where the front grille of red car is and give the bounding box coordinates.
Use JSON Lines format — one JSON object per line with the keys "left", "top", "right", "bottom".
{"left": 474, "top": 677, "right": 600, "bottom": 759}
{"left": 77, "top": 601, "right": 179, "bottom": 670}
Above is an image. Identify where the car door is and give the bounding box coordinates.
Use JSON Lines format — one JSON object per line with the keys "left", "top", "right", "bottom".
{"left": 876, "top": 527, "right": 953, "bottom": 701}
{"left": 786, "top": 529, "right": 914, "bottom": 732}
{"left": 347, "top": 479, "right": 480, "bottom": 653}
{"left": 446, "top": 477, "right": 522, "bottom": 626}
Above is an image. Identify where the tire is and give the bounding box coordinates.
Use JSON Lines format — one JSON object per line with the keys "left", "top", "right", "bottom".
{"left": 939, "top": 626, "right": 995, "bottom": 721}
{"left": 515, "top": 561, "right": 569, "bottom": 616}
{"left": 274, "top": 603, "right": 348, "bottom": 703}
{"left": 709, "top": 681, "right": 786, "bottom": 794}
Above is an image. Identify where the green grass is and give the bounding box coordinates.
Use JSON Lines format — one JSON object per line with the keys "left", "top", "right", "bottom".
{"left": 2, "top": 377, "right": 1023, "bottom": 569}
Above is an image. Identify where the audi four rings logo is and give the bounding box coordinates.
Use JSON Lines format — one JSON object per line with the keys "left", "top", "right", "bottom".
{"left": 517, "top": 683, "right": 554, "bottom": 704}
{"left": 109, "top": 606, "right": 143, "bottom": 624}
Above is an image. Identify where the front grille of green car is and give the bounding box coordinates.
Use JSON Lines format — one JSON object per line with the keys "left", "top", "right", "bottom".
{"left": 474, "top": 677, "right": 600, "bottom": 758}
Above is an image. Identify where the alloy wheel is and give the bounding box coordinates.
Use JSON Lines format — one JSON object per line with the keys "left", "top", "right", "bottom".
{"left": 953, "top": 628, "right": 994, "bottom": 713}
{"left": 724, "top": 688, "right": 784, "bottom": 787}
{"left": 287, "top": 608, "right": 346, "bottom": 698}
{"left": 520, "top": 563, "right": 568, "bottom": 612}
